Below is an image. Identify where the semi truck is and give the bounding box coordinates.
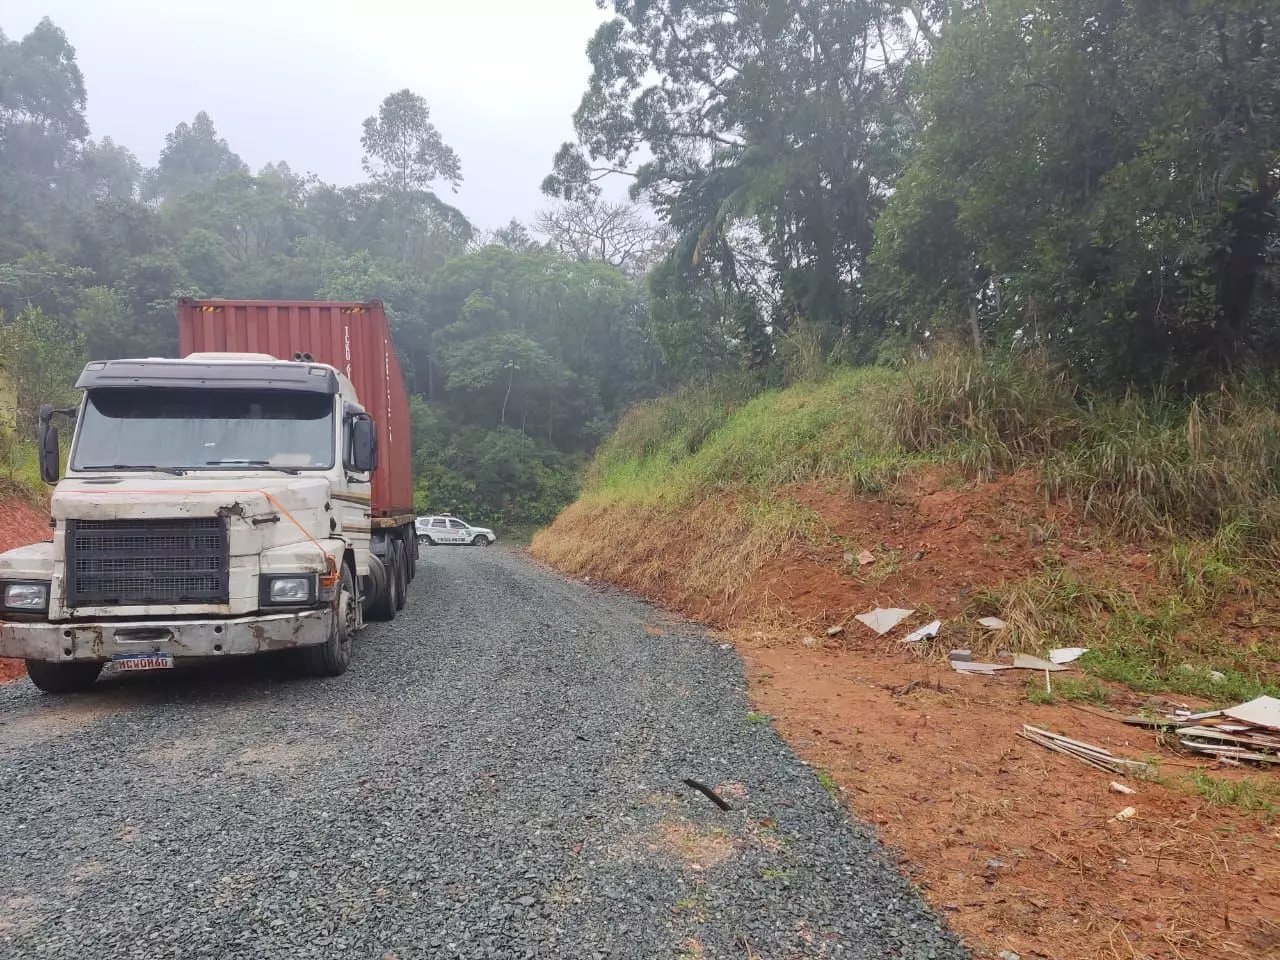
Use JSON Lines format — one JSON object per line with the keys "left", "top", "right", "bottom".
{"left": 0, "top": 299, "right": 417, "bottom": 693}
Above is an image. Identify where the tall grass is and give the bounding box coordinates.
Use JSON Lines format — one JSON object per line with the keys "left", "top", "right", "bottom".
{"left": 979, "top": 569, "right": 1280, "bottom": 704}
{"left": 0, "top": 431, "right": 43, "bottom": 502}
{"left": 587, "top": 366, "right": 912, "bottom": 506}
{"left": 892, "top": 350, "right": 1082, "bottom": 478}
{"left": 1046, "top": 390, "right": 1280, "bottom": 552}
{"left": 582, "top": 346, "right": 1280, "bottom": 563}
{"left": 895, "top": 349, "right": 1280, "bottom": 558}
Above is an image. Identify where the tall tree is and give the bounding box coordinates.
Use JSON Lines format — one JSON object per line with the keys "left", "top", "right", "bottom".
{"left": 66, "top": 138, "right": 143, "bottom": 204}
{"left": 0, "top": 18, "right": 88, "bottom": 245}
{"left": 872, "top": 0, "right": 1280, "bottom": 387}
{"left": 143, "top": 112, "right": 248, "bottom": 203}
{"left": 535, "top": 200, "right": 669, "bottom": 275}
{"left": 361, "top": 90, "right": 462, "bottom": 194}
{"left": 545, "top": 1, "right": 935, "bottom": 359}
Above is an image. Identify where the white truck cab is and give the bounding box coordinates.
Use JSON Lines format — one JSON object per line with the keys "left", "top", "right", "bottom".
{"left": 0, "top": 353, "right": 399, "bottom": 693}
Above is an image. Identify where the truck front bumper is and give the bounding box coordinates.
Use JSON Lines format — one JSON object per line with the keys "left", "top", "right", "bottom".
{"left": 0, "top": 610, "right": 333, "bottom": 663}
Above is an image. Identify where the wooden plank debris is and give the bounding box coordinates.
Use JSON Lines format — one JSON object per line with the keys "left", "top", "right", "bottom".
{"left": 1018, "top": 725, "right": 1154, "bottom": 777}
{"left": 1127, "top": 698, "right": 1280, "bottom": 765}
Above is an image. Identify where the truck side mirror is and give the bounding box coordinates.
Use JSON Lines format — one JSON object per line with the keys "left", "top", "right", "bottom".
{"left": 349, "top": 417, "right": 378, "bottom": 473}
{"left": 37, "top": 404, "right": 61, "bottom": 484}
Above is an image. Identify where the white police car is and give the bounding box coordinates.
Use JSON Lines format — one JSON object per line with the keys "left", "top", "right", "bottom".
{"left": 415, "top": 515, "right": 496, "bottom": 547}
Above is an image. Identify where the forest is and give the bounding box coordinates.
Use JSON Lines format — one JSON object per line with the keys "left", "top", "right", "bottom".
{"left": 2, "top": 1, "right": 1277, "bottom": 525}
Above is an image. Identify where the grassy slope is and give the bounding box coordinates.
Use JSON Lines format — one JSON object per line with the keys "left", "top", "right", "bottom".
{"left": 0, "top": 434, "right": 43, "bottom": 501}
{"left": 534, "top": 354, "right": 1280, "bottom": 704}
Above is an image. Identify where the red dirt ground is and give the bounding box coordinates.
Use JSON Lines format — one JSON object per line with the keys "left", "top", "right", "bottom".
{"left": 0, "top": 495, "right": 50, "bottom": 683}
{"left": 537, "top": 470, "right": 1280, "bottom": 959}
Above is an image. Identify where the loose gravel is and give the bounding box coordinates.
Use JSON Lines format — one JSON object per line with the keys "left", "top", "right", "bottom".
{"left": 0, "top": 548, "right": 968, "bottom": 959}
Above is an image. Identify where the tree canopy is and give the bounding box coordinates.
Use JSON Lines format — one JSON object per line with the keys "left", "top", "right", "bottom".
{"left": 0, "top": 21, "right": 667, "bottom": 524}
{"left": 3, "top": 5, "right": 1278, "bottom": 520}
{"left": 549, "top": 0, "right": 1277, "bottom": 389}
{"left": 871, "top": 0, "right": 1280, "bottom": 388}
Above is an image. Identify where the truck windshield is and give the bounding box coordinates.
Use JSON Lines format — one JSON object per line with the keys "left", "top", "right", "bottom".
{"left": 71, "top": 388, "right": 336, "bottom": 472}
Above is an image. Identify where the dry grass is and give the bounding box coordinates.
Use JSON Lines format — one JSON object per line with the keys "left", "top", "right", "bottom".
{"left": 531, "top": 496, "right": 822, "bottom": 611}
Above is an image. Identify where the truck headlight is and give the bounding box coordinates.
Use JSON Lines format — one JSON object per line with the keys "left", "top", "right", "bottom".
{"left": 261, "top": 575, "right": 316, "bottom": 606}
{"left": 2, "top": 581, "right": 50, "bottom": 612}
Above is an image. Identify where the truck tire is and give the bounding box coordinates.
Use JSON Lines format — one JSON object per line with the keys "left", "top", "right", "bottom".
{"left": 301, "top": 564, "right": 356, "bottom": 677}
{"left": 366, "top": 547, "right": 399, "bottom": 622}
{"left": 25, "top": 659, "right": 104, "bottom": 694}
{"left": 393, "top": 541, "right": 408, "bottom": 611}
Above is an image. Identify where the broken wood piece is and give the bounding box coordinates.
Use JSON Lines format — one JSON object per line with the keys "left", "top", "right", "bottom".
{"left": 1176, "top": 727, "right": 1280, "bottom": 749}
{"left": 1113, "top": 806, "right": 1136, "bottom": 822}
{"left": 1110, "top": 781, "right": 1136, "bottom": 795}
{"left": 1018, "top": 725, "right": 1154, "bottom": 777}
{"left": 1177, "top": 742, "right": 1280, "bottom": 764}
{"left": 854, "top": 607, "right": 914, "bottom": 636}
{"left": 1019, "top": 729, "right": 1119, "bottom": 774}
{"left": 825, "top": 625, "right": 844, "bottom": 638}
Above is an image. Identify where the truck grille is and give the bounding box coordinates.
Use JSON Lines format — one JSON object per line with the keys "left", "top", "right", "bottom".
{"left": 66, "top": 518, "right": 230, "bottom": 608}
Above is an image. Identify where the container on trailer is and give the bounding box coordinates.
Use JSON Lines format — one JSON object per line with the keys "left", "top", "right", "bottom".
{"left": 178, "top": 298, "right": 413, "bottom": 520}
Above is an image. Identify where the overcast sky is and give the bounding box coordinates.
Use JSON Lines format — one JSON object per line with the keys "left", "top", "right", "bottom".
{"left": 7, "top": 0, "right": 617, "bottom": 229}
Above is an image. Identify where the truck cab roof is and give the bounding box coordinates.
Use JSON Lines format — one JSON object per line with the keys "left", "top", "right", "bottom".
{"left": 76, "top": 357, "right": 341, "bottom": 395}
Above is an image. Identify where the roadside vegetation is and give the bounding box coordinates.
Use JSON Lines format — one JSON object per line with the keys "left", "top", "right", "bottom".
{"left": 535, "top": 347, "right": 1280, "bottom": 706}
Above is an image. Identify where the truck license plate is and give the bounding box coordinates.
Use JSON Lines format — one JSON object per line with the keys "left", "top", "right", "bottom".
{"left": 113, "top": 653, "right": 175, "bottom": 672}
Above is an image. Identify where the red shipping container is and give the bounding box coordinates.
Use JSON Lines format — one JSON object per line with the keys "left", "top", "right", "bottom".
{"left": 178, "top": 299, "right": 414, "bottom": 521}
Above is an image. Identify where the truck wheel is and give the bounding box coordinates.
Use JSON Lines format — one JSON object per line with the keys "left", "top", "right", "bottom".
{"left": 393, "top": 541, "right": 408, "bottom": 611}
{"left": 25, "top": 659, "right": 104, "bottom": 694}
{"left": 302, "top": 564, "right": 356, "bottom": 677}
{"left": 366, "top": 548, "right": 399, "bottom": 622}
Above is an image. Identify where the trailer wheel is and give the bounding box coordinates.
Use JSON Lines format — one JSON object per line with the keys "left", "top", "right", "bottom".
{"left": 393, "top": 541, "right": 408, "bottom": 610}
{"left": 302, "top": 564, "right": 356, "bottom": 677}
{"left": 25, "top": 659, "right": 104, "bottom": 694}
{"left": 366, "top": 547, "right": 399, "bottom": 622}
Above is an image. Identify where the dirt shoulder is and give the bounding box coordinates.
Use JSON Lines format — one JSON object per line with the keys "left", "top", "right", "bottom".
{"left": 0, "top": 494, "right": 49, "bottom": 684}
{"left": 742, "top": 641, "right": 1279, "bottom": 960}
{"left": 533, "top": 470, "right": 1280, "bottom": 960}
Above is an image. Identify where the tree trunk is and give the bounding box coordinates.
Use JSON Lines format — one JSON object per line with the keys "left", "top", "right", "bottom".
{"left": 967, "top": 298, "right": 984, "bottom": 356}
{"left": 500, "top": 368, "right": 514, "bottom": 426}
{"left": 1213, "top": 177, "right": 1274, "bottom": 371}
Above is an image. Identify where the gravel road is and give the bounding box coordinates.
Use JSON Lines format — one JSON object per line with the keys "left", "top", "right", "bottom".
{"left": 0, "top": 548, "right": 967, "bottom": 960}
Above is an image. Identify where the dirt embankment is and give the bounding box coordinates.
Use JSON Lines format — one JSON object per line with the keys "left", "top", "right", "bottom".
{"left": 533, "top": 470, "right": 1280, "bottom": 960}
{"left": 0, "top": 495, "right": 50, "bottom": 683}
